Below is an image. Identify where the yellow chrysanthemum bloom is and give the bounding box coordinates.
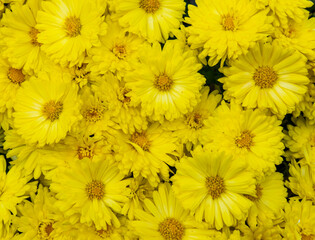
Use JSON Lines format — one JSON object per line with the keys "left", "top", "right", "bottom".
{"left": 36, "top": 0, "right": 107, "bottom": 67}
{"left": 0, "top": 57, "right": 29, "bottom": 113}
{"left": 172, "top": 147, "right": 256, "bottom": 230}
{"left": 273, "top": 18, "right": 315, "bottom": 62}
{"left": 116, "top": 123, "right": 177, "bottom": 186}
{"left": 50, "top": 158, "right": 130, "bottom": 230}
{"left": 88, "top": 20, "right": 148, "bottom": 79}
{"left": 0, "top": 155, "right": 34, "bottom": 229}
{"left": 254, "top": 0, "right": 313, "bottom": 28}
{"left": 131, "top": 183, "right": 213, "bottom": 240}
{"left": 75, "top": 222, "right": 125, "bottom": 240}
{"left": 121, "top": 176, "right": 154, "bottom": 220}
{"left": 284, "top": 117, "right": 315, "bottom": 162}
{"left": 115, "top": 0, "right": 185, "bottom": 43}
{"left": 286, "top": 161, "right": 315, "bottom": 201}
{"left": 245, "top": 172, "right": 287, "bottom": 227}
{"left": 220, "top": 42, "right": 309, "bottom": 116}
{"left": 94, "top": 74, "right": 148, "bottom": 134}
{"left": 0, "top": 0, "right": 48, "bottom": 72}
{"left": 283, "top": 199, "right": 315, "bottom": 240}
{"left": 13, "top": 71, "right": 81, "bottom": 147}
{"left": 186, "top": 0, "right": 271, "bottom": 67}
{"left": 163, "top": 87, "right": 222, "bottom": 148}
{"left": 201, "top": 101, "right": 284, "bottom": 174}
{"left": 125, "top": 41, "right": 205, "bottom": 122}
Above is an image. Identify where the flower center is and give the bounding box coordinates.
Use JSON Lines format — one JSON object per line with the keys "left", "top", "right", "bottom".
{"left": 96, "top": 226, "right": 114, "bottom": 238}
{"left": 186, "top": 112, "right": 203, "bottom": 129}
{"left": 302, "top": 234, "right": 314, "bottom": 240}
{"left": 119, "top": 87, "right": 131, "bottom": 104}
{"left": 7, "top": 68, "right": 25, "bottom": 85}
{"left": 154, "top": 73, "right": 173, "bottom": 91}
{"left": 83, "top": 106, "right": 104, "bottom": 122}
{"left": 64, "top": 16, "right": 81, "bottom": 37}
{"left": 38, "top": 221, "right": 54, "bottom": 240}
{"left": 158, "top": 218, "right": 185, "bottom": 240}
{"left": 205, "top": 175, "right": 225, "bottom": 199}
{"left": 86, "top": 180, "right": 105, "bottom": 200}
{"left": 113, "top": 45, "right": 127, "bottom": 59}
{"left": 131, "top": 132, "right": 150, "bottom": 151}
{"left": 42, "top": 100, "right": 63, "bottom": 122}
{"left": 245, "top": 184, "right": 263, "bottom": 202}
{"left": 222, "top": 15, "right": 236, "bottom": 31}
{"left": 253, "top": 66, "right": 278, "bottom": 89}
{"left": 235, "top": 130, "right": 254, "bottom": 150}
{"left": 77, "top": 146, "right": 94, "bottom": 159}
{"left": 139, "top": 0, "right": 160, "bottom": 13}
{"left": 29, "top": 27, "right": 42, "bottom": 46}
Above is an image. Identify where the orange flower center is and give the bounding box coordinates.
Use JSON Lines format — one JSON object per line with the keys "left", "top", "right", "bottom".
{"left": 96, "top": 226, "right": 114, "bottom": 238}
{"left": 42, "top": 100, "right": 63, "bottom": 122}
{"left": 131, "top": 132, "right": 150, "bottom": 151}
{"left": 38, "top": 221, "right": 54, "bottom": 239}
{"left": 86, "top": 180, "right": 105, "bottom": 200}
{"left": 222, "top": 15, "right": 236, "bottom": 31}
{"left": 113, "top": 45, "right": 127, "bottom": 59}
{"left": 205, "top": 175, "right": 225, "bottom": 199}
{"left": 235, "top": 130, "right": 254, "bottom": 150}
{"left": 253, "top": 66, "right": 278, "bottom": 89}
{"left": 83, "top": 106, "right": 104, "bottom": 122}
{"left": 186, "top": 112, "right": 204, "bottom": 129}
{"left": 7, "top": 68, "right": 25, "bottom": 85}
{"left": 64, "top": 16, "right": 81, "bottom": 37}
{"left": 29, "top": 27, "right": 42, "bottom": 46}
{"left": 302, "top": 234, "right": 315, "bottom": 240}
{"left": 139, "top": 0, "right": 160, "bottom": 13}
{"left": 154, "top": 73, "right": 173, "bottom": 91}
{"left": 77, "top": 146, "right": 94, "bottom": 159}
{"left": 159, "top": 218, "right": 185, "bottom": 240}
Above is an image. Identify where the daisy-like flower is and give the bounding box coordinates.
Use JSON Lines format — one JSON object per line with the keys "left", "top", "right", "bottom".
{"left": 115, "top": 0, "right": 185, "bottom": 43}
{"left": 273, "top": 18, "right": 315, "bottom": 62}
{"left": 125, "top": 41, "right": 205, "bottom": 122}
{"left": 201, "top": 101, "right": 284, "bottom": 174}
{"left": 13, "top": 71, "right": 81, "bottom": 147}
{"left": 286, "top": 161, "right": 315, "bottom": 201}
{"left": 219, "top": 42, "right": 309, "bottom": 116}
{"left": 50, "top": 158, "right": 130, "bottom": 230}
{"left": 0, "top": 155, "right": 34, "bottom": 229}
{"left": 88, "top": 20, "right": 148, "bottom": 79}
{"left": 163, "top": 87, "right": 221, "bottom": 148}
{"left": 186, "top": 0, "right": 271, "bottom": 67}
{"left": 116, "top": 122, "right": 177, "bottom": 186}
{"left": 131, "top": 183, "right": 214, "bottom": 239}
{"left": 245, "top": 172, "right": 287, "bottom": 227}
{"left": 0, "top": 0, "right": 48, "bottom": 72}
{"left": 172, "top": 147, "right": 256, "bottom": 230}
{"left": 255, "top": 0, "right": 313, "bottom": 28}
{"left": 36, "top": 0, "right": 107, "bottom": 67}
{"left": 0, "top": 57, "right": 29, "bottom": 113}
{"left": 283, "top": 199, "right": 315, "bottom": 240}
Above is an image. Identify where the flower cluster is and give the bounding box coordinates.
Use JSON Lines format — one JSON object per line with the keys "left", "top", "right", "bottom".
{"left": 0, "top": 0, "right": 314, "bottom": 239}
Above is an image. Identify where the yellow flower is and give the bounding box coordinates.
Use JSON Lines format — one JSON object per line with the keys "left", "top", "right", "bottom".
{"left": 131, "top": 183, "right": 214, "bottom": 239}
{"left": 115, "top": 0, "right": 185, "bottom": 43}
{"left": 186, "top": 0, "right": 271, "bottom": 66}
{"left": 220, "top": 42, "right": 309, "bottom": 116}
{"left": 0, "top": 0, "right": 47, "bottom": 72}
{"left": 13, "top": 71, "right": 81, "bottom": 147}
{"left": 115, "top": 123, "right": 177, "bottom": 186}
{"left": 286, "top": 160, "right": 315, "bottom": 201}
{"left": 172, "top": 147, "right": 256, "bottom": 230}
{"left": 125, "top": 41, "right": 205, "bottom": 122}
{"left": 50, "top": 158, "right": 130, "bottom": 230}
{"left": 36, "top": 0, "right": 107, "bottom": 67}
{"left": 201, "top": 101, "right": 284, "bottom": 175}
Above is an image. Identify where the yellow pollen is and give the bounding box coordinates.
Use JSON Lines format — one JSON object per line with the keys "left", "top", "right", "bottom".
{"left": 131, "top": 132, "right": 150, "bottom": 151}
{"left": 139, "top": 0, "right": 160, "bottom": 13}
{"left": 186, "top": 112, "right": 203, "bottom": 129}
{"left": 77, "top": 146, "right": 94, "bottom": 159}
{"left": 302, "top": 234, "right": 315, "bottom": 240}
{"left": 205, "top": 175, "right": 225, "bottom": 199}
{"left": 119, "top": 87, "right": 131, "bottom": 104}
{"left": 38, "top": 221, "right": 54, "bottom": 240}
{"left": 253, "top": 66, "right": 278, "bottom": 89}
{"left": 245, "top": 184, "right": 263, "bottom": 202}
{"left": 83, "top": 106, "right": 104, "bottom": 122}
{"left": 7, "top": 68, "right": 25, "bottom": 85}
{"left": 64, "top": 16, "right": 81, "bottom": 37}
{"left": 222, "top": 15, "right": 236, "bottom": 31}
{"left": 158, "top": 218, "right": 185, "bottom": 240}
{"left": 235, "top": 130, "right": 254, "bottom": 150}
{"left": 86, "top": 180, "right": 105, "bottom": 200}
{"left": 96, "top": 226, "right": 114, "bottom": 238}
{"left": 29, "top": 27, "right": 42, "bottom": 46}
{"left": 42, "top": 100, "right": 63, "bottom": 122}
{"left": 113, "top": 45, "right": 127, "bottom": 59}
{"left": 154, "top": 73, "right": 173, "bottom": 91}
